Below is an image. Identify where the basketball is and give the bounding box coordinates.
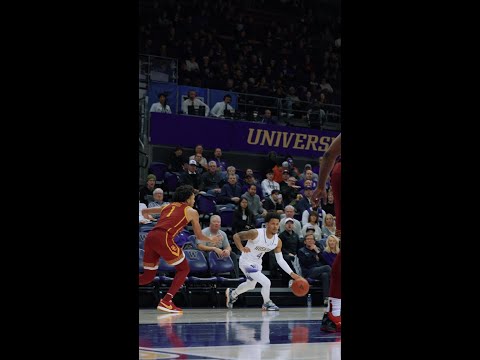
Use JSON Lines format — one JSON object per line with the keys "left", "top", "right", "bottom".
{"left": 291, "top": 278, "right": 310, "bottom": 297}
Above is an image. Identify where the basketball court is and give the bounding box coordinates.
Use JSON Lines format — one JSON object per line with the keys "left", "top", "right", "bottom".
{"left": 139, "top": 307, "right": 341, "bottom": 359}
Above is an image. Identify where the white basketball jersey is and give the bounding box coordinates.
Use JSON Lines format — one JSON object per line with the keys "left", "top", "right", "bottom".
{"left": 240, "top": 228, "right": 279, "bottom": 263}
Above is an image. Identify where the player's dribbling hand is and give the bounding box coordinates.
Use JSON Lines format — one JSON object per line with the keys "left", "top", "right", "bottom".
{"left": 290, "top": 273, "right": 301, "bottom": 280}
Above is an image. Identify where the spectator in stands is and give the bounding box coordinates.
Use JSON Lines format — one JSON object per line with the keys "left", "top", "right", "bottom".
{"left": 321, "top": 213, "right": 336, "bottom": 240}
{"left": 148, "top": 188, "right": 170, "bottom": 219}
{"left": 197, "top": 215, "right": 240, "bottom": 278}
{"left": 149, "top": 93, "right": 172, "bottom": 114}
{"left": 139, "top": 174, "right": 160, "bottom": 206}
{"left": 168, "top": 146, "right": 187, "bottom": 173}
{"left": 273, "top": 161, "right": 290, "bottom": 183}
{"left": 319, "top": 78, "right": 334, "bottom": 94}
{"left": 263, "top": 189, "right": 285, "bottom": 216}
{"left": 301, "top": 211, "right": 323, "bottom": 240}
{"left": 321, "top": 234, "right": 340, "bottom": 267}
{"left": 279, "top": 205, "right": 302, "bottom": 237}
{"left": 232, "top": 196, "right": 256, "bottom": 234}
{"left": 210, "top": 147, "right": 227, "bottom": 172}
{"left": 261, "top": 170, "right": 280, "bottom": 198}
{"left": 297, "top": 233, "right": 331, "bottom": 305}
{"left": 298, "top": 169, "right": 318, "bottom": 190}
{"left": 282, "top": 176, "right": 301, "bottom": 206}
{"left": 299, "top": 164, "right": 319, "bottom": 182}
{"left": 322, "top": 190, "right": 335, "bottom": 216}
{"left": 270, "top": 217, "right": 301, "bottom": 278}
{"left": 223, "top": 165, "right": 240, "bottom": 183}
{"left": 139, "top": 200, "right": 154, "bottom": 224}
{"left": 200, "top": 161, "right": 223, "bottom": 196}
{"left": 210, "top": 94, "right": 235, "bottom": 118}
{"left": 218, "top": 174, "right": 243, "bottom": 209}
{"left": 278, "top": 169, "right": 291, "bottom": 194}
{"left": 241, "top": 174, "right": 263, "bottom": 200}
{"left": 189, "top": 144, "right": 208, "bottom": 172}
{"left": 178, "top": 159, "right": 201, "bottom": 194}
{"left": 261, "top": 109, "right": 277, "bottom": 125}
{"left": 242, "top": 184, "right": 267, "bottom": 221}
{"left": 296, "top": 185, "right": 314, "bottom": 215}
{"left": 182, "top": 90, "right": 210, "bottom": 116}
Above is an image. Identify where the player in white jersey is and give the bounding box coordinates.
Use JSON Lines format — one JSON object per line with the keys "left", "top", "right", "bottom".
{"left": 226, "top": 212, "right": 302, "bottom": 310}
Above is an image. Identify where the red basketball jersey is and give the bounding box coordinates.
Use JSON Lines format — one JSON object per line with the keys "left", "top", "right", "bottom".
{"left": 154, "top": 202, "right": 191, "bottom": 237}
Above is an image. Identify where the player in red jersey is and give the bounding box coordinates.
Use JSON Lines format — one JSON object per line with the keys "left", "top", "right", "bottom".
{"left": 312, "top": 134, "right": 341, "bottom": 332}
{"left": 140, "top": 185, "right": 222, "bottom": 313}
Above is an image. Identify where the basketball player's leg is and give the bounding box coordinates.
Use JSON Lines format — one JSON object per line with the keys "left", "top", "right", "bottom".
{"left": 226, "top": 262, "right": 259, "bottom": 308}
{"left": 322, "top": 162, "right": 341, "bottom": 332}
{"left": 248, "top": 271, "right": 279, "bottom": 311}
{"left": 139, "top": 235, "right": 161, "bottom": 285}
{"left": 156, "top": 236, "right": 189, "bottom": 313}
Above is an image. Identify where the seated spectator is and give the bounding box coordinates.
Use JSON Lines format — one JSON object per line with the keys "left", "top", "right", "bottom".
{"left": 210, "top": 94, "right": 235, "bottom": 118}
{"left": 322, "top": 190, "right": 335, "bottom": 216}
{"left": 232, "top": 196, "right": 256, "bottom": 234}
{"left": 263, "top": 189, "right": 285, "bottom": 216}
{"left": 199, "top": 161, "right": 223, "bottom": 196}
{"left": 298, "top": 163, "right": 319, "bottom": 181}
{"left": 139, "top": 201, "right": 154, "bottom": 224}
{"left": 321, "top": 213, "right": 336, "bottom": 239}
{"left": 182, "top": 90, "right": 210, "bottom": 116}
{"left": 321, "top": 235, "right": 340, "bottom": 267}
{"left": 261, "top": 170, "right": 280, "bottom": 198}
{"left": 301, "top": 206, "right": 326, "bottom": 229}
{"left": 149, "top": 93, "right": 172, "bottom": 114}
{"left": 279, "top": 205, "right": 303, "bottom": 238}
{"left": 218, "top": 174, "right": 243, "bottom": 209}
{"left": 178, "top": 159, "right": 202, "bottom": 194}
{"left": 210, "top": 147, "right": 227, "bottom": 172}
{"left": 139, "top": 174, "right": 160, "bottom": 206}
{"left": 297, "top": 234, "right": 331, "bottom": 305}
{"left": 168, "top": 146, "right": 187, "bottom": 173}
{"left": 242, "top": 184, "right": 267, "bottom": 220}
{"left": 260, "top": 109, "right": 278, "bottom": 125}
{"left": 301, "top": 211, "right": 323, "bottom": 241}
{"left": 241, "top": 174, "right": 263, "bottom": 200}
{"left": 188, "top": 144, "right": 208, "bottom": 172}
{"left": 197, "top": 215, "right": 240, "bottom": 277}
{"left": 147, "top": 188, "right": 170, "bottom": 219}
{"left": 270, "top": 217, "right": 301, "bottom": 278}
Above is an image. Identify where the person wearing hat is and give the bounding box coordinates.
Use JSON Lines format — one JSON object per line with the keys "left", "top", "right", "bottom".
{"left": 263, "top": 189, "right": 285, "bottom": 215}
{"left": 270, "top": 217, "right": 301, "bottom": 279}
{"left": 279, "top": 205, "right": 303, "bottom": 237}
{"left": 139, "top": 174, "right": 161, "bottom": 206}
{"left": 178, "top": 159, "right": 201, "bottom": 194}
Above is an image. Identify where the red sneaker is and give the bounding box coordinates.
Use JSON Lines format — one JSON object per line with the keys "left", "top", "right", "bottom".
{"left": 157, "top": 299, "right": 183, "bottom": 313}
{"left": 320, "top": 312, "right": 341, "bottom": 332}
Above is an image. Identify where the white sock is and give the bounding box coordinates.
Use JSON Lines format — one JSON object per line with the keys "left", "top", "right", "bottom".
{"left": 330, "top": 297, "right": 341, "bottom": 316}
